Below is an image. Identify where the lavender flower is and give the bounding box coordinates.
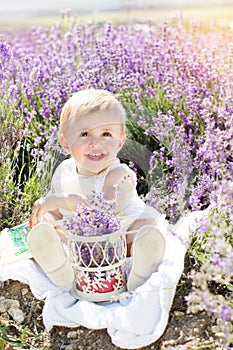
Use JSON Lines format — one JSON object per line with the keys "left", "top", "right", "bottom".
{"left": 62, "top": 191, "right": 121, "bottom": 267}
{"left": 62, "top": 191, "right": 120, "bottom": 237}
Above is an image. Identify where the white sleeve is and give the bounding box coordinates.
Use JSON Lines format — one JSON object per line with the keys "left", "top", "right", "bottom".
{"left": 50, "top": 159, "right": 71, "bottom": 193}
{"left": 50, "top": 163, "right": 63, "bottom": 193}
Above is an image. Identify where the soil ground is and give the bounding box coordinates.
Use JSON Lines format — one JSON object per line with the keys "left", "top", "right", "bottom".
{"left": 0, "top": 280, "right": 227, "bottom": 350}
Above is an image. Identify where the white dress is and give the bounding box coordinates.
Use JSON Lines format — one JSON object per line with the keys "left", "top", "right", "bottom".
{"left": 50, "top": 157, "right": 164, "bottom": 232}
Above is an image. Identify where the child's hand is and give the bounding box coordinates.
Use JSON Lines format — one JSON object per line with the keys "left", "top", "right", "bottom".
{"left": 103, "top": 167, "right": 135, "bottom": 214}
{"left": 29, "top": 195, "right": 57, "bottom": 228}
{"left": 29, "top": 194, "right": 86, "bottom": 228}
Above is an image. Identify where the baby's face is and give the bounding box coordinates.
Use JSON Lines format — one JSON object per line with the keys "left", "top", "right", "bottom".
{"left": 64, "top": 112, "right": 126, "bottom": 175}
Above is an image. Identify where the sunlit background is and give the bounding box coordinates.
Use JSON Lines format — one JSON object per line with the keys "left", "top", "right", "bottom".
{"left": 1, "top": 0, "right": 233, "bottom": 31}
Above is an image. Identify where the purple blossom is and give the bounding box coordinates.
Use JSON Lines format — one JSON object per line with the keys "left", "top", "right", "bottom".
{"left": 62, "top": 191, "right": 120, "bottom": 237}
{"left": 62, "top": 191, "right": 121, "bottom": 266}
{"left": 0, "top": 42, "right": 12, "bottom": 59}
{"left": 219, "top": 305, "right": 232, "bottom": 322}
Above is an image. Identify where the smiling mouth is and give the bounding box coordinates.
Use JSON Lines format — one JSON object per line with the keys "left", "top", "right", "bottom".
{"left": 86, "top": 153, "right": 105, "bottom": 161}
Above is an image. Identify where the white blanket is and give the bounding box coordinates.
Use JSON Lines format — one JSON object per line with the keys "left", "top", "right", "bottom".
{"left": 0, "top": 217, "right": 189, "bottom": 349}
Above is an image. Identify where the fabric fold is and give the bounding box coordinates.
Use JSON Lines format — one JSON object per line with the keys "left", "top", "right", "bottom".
{"left": 0, "top": 216, "right": 189, "bottom": 349}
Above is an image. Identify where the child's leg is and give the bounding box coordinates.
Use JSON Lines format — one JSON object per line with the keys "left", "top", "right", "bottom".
{"left": 28, "top": 223, "right": 74, "bottom": 287}
{"left": 126, "top": 219, "right": 166, "bottom": 291}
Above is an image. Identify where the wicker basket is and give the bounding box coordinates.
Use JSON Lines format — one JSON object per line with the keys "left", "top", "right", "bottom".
{"left": 68, "top": 230, "right": 127, "bottom": 302}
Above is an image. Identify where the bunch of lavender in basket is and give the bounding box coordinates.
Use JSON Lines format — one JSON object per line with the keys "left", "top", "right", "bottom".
{"left": 62, "top": 191, "right": 121, "bottom": 266}
{"left": 62, "top": 191, "right": 120, "bottom": 237}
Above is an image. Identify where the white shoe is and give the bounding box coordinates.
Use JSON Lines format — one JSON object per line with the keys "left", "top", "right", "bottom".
{"left": 127, "top": 225, "right": 166, "bottom": 291}
{"left": 28, "top": 223, "right": 74, "bottom": 286}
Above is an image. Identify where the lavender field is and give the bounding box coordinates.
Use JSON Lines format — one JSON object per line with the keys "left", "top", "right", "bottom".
{"left": 0, "top": 12, "right": 233, "bottom": 349}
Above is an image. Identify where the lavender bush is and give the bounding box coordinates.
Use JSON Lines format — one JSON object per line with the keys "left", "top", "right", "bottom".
{"left": 186, "top": 179, "right": 233, "bottom": 346}
{"left": 0, "top": 13, "right": 232, "bottom": 345}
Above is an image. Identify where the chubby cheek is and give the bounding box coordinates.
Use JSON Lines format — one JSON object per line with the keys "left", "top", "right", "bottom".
{"left": 104, "top": 139, "right": 121, "bottom": 150}
{"left": 69, "top": 141, "right": 85, "bottom": 159}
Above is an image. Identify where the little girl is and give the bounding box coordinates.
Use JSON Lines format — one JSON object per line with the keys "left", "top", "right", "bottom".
{"left": 28, "top": 89, "right": 166, "bottom": 292}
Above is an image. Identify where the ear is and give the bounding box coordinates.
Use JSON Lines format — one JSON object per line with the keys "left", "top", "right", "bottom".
{"left": 59, "top": 134, "right": 70, "bottom": 154}
{"left": 118, "top": 133, "right": 126, "bottom": 150}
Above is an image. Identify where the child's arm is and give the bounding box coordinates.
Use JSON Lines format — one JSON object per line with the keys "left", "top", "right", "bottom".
{"left": 29, "top": 193, "right": 87, "bottom": 228}
{"left": 103, "top": 166, "right": 136, "bottom": 214}
{"left": 45, "top": 185, "right": 63, "bottom": 221}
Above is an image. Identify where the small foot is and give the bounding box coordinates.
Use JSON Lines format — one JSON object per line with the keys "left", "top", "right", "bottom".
{"left": 28, "top": 223, "right": 74, "bottom": 286}
{"left": 127, "top": 225, "right": 166, "bottom": 291}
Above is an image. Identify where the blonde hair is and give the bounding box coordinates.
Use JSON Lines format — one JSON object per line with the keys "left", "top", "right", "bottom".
{"left": 59, "top": 89, "right": 126, "bottom": 140}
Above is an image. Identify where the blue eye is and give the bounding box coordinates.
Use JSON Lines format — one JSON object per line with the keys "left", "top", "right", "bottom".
{"left": 80, "top": 131, "right": 89, "bottom": 137}
{"left": 103, "top": 132, "right": 112, "bottom": 137}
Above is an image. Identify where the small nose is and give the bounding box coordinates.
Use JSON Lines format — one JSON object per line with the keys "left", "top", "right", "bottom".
{"left": 89, "top": 136, "right": 100, "bottom": 148}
